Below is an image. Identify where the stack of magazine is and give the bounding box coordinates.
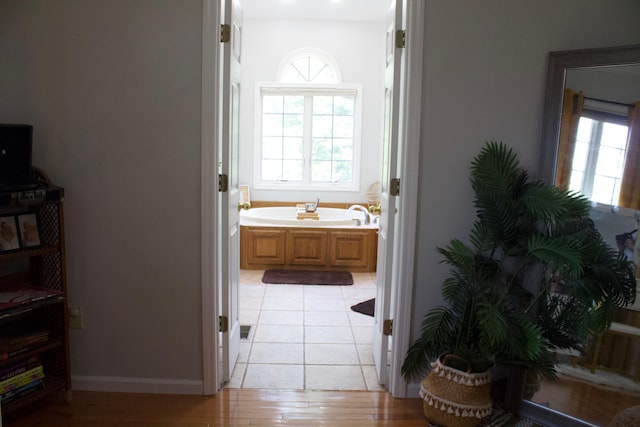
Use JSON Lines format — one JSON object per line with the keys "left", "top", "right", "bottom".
{"left": 0, "top": 355, "right": 45, "bottom": 405}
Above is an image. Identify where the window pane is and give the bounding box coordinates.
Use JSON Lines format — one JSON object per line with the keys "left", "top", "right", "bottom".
{"left": 308, "top": 57, "right": 329, "bottom": 82}
{"left": 292, "top": 57, "right": 311, "bottom": 81}
{"left": 312, "top": 138, "right": 332, "bottom": 160}
{"left": 595, "top": 146, "right": 625, "bottom": 177}
{"left": 313, "top": 115, "right": 333, "bottom": 138}
{"left": 571, "top": 141, "right": 589, "bottom": 172}
{"left": 576, "top": 117, "right": 593, "bottom": 142}
{"left": 569, "top": 171, "right": 584, "bottom": 194}
{"left": 262, "top": 137, "right": 282, "bottom": 159}
{"left": 333, "top": 116, "right": 354, "bottom": 138}
{"left": 282, "top": 160, "right": 303, "bottom": 181}
{"left": 311, "top": 160, "right": 332, "bottom": 182}
{"left": 592, "top": 175, "right": 616, "bottom": 205}
{"left": 283, "top": 114, "right": 304, "bottom": 136}
{"left": 263, "top": 96, "right": 283, "bottom": 114}
{"left": 284, "top": 96, "right": 304, "bottom": 114}
{"left": 259, "top": 88, "right": 357, "bottom": 188}
{"left": 280, "top": 54, "right": 337, "bottom": 84}
{"left": 283, "top": 137, "right": 303, "bottom": 159}
{"left": 313, "top": 96, "right": 333, "bottom": 115}
{"left": 312, "top": 68, "right": 336, "bottom": 84}
{"left": 333, "top": 160, "right": 353, "bottom": 183}
{"left": 262, "top": 159, "right": 282, "bottom": 180}
{"left": 282, "top": 68, "right": 306, "bottom": 83}
{"left": 333, "top": 96, "right": 354, "bottom": 115}
{"left": 332, "top": 138, "right": 353, "bottom": 160}
{"left": 263, "top": 114, "right": 283, "bottom": 136}
{"left": 601, "top": 122, "right": 629, "bottom": 149}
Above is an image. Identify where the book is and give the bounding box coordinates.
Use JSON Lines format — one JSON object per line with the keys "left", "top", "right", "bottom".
{"left": 0, "top": 330, "right": 50, "bottom": 360}
{"left": 0, "top": 356, "right": 41, "bottom": 381}
{"left": 0, "top": 282, "right": 63, "bottom": 311}
{"left": 0, "top": 365, "right": 44, "bottom": 394}
{"left": 0, "top": 378, "right": 44, "bottom": 405}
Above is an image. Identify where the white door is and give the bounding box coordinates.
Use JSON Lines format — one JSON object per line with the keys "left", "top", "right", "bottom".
{"left": 374, "top": 0, "right": 404, "bottom": 387}
{"left": 219, "top": 0, "right": 242, "bottom": 384}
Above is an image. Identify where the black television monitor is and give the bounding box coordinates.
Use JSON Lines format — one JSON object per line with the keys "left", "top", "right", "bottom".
{"left": 0, "top": 124, "right": 33, "bottom": 187}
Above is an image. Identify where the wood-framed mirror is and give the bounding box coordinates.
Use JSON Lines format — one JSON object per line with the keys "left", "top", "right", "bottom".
{"left": 529, "top": 44, "right": 640, "bottom": 426}
{"left": 538, "top": 44, "right": 640, "bottom": 184}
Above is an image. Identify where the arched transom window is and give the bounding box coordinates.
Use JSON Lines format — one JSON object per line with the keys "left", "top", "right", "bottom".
{"left": 255, "top": 50, "right": 360, "bottom": 190}
{"left": 279, "top": 53, "right": 339, "bottom": 84}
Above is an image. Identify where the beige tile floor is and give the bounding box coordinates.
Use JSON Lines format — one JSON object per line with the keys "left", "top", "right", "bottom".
{"left": 225, "top": 269, "right": 383, "bottom": 391}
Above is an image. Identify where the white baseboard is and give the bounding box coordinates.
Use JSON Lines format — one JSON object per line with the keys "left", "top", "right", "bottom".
{"left": 71, "top": 375, "right": 204, "bottom": 395}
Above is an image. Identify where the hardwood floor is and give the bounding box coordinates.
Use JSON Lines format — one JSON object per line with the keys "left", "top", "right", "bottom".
{"left": 5, "top": 375, "right": 640, "bottom": 426}
{"left": 5, "top": 389, "right": 427, "bottom": 427}
{"left": 534, "top": 374, "right": 640, "bottom": 426}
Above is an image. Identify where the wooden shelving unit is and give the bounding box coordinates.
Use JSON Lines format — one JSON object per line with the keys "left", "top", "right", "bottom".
{"left": 0, "top": 169, "right": 70, "bottom": 420}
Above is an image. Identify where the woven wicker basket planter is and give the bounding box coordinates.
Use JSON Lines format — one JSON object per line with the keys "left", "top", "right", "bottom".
{"left": 419, "top": 355, "right": 493, "bottom": 427}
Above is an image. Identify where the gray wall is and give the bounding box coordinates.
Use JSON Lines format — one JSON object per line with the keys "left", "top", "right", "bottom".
{"left": 0, "top": 0, "right": 204, "bottom": 388}
{"left": 413, "top": 0, "right": 640, "bottom": 363}
{"left": 1, "top": 0, "right": 639, "bottom": 395}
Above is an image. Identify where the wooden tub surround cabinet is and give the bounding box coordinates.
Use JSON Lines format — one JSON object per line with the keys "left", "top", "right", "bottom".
{"left": 240, "top": 226, "right": 378, "bottom": 272}
{"left": 239, "top": 202, "right": 379, "bottom": 272}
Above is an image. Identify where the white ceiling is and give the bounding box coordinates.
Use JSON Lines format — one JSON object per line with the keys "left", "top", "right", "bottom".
{"left": 239, "top": 0, "right": 392, "bottom": 22}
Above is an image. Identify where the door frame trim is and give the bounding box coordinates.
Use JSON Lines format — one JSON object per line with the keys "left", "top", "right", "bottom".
{"left": 201, "top": 0, "right": 220, "bottom": 395}
{"left": 201, "top": 0, "right": 424, "bottom": 396}
{"left": 388, "top": 0, "right": 424, "bottom": 397}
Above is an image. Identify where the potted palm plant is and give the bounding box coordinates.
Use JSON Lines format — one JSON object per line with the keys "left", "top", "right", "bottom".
{"left": 401, "top": 142, "right": 636, "bottom": 426}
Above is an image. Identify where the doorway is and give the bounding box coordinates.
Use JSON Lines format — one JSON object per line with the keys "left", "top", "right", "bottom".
{"left": 227, "top": 0, "right": 390, "bottom": 391}
{"left": 202, "top": 0, "right": 424, "bottom": 397}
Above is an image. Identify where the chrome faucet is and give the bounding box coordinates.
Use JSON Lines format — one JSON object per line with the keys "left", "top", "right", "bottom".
{"left": 348, "top": 204, "right": 371, "bottom": 225}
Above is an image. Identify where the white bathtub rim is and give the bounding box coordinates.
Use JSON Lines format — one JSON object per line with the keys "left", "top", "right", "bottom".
{"left": 239, "top": 206, "right": 378, "bottom": 228}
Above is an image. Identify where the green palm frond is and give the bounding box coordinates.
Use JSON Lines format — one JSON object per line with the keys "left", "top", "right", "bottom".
{"left": 536, "top": 294, "right": 589, "bottom": 352}
{"left": 475, "top": 296, "right": 509, "bottom": 349}
{"left": 527, "top": 235, "right": 583, "bottom": 277}
{"left": 521, "top": 182, "right": 569, "bottom": 223}
{"left": 557, "top": 189, "right": 591, "bottom": 217}
{"left": 441, "top": 272, "right": 473, "bottom": 304}
{"left": 469, "top": 221, "right": 497, "bottom": 253}
{"left": 474, "top": 193, "right": 520, "bottom": 244}
{"left": 437, "top": 239, "right": 476, "bottom": 274}
{"left": 470, "top": 141, "right": 522, "bottom": 196}
{"left": 401, "top": 307, "right": 455, "bottom": 379}
{"left": 402, "top": 141, "right": 635, "bottom": 380}
{"left": 497, "top": 315, "right": 545, "bottom": 365}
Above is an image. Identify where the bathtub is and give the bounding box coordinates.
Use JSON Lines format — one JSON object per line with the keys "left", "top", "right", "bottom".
{"left": 240, "top": 206, "right": 378, "bottom": 272}
{"left": 240, "top": 206, "right": 375, "bottom": 228}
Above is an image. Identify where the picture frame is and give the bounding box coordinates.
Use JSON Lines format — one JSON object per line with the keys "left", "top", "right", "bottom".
{"left": 17, "top": 213, "right": 41, "bottom": 248}
{"left": 0, "top": 215, "right": 21, "bottom": 251}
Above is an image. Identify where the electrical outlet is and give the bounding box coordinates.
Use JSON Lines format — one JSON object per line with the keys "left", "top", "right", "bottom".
{"left": 68, "top": 307, "right": 83, "bottom": 329}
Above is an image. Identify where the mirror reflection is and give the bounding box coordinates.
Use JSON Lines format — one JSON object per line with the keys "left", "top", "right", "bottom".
{"left": 534, "top": 46, "right": 640, "bottom": 426}
{"left": 555, "top": 65, "right": 640, "bottom": 210}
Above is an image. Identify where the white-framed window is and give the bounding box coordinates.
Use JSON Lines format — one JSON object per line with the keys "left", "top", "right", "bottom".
{"left": 568, "top": 100, "right": 630, "bottom": 206}
{"left": 254, "top": 51, "right": 361, "bottom": 190}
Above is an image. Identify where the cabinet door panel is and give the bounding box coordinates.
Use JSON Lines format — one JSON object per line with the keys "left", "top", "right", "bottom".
{"left": 329, "top": 231, "right": 369, "bottom": 268}
{"left": 243, "top": 228, "right": 286, "bottom": 266}
{"left": 286, "top": 230, "right": 328, "bottom": 266}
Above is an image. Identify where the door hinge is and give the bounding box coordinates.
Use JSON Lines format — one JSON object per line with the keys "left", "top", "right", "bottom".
{"left": 219, "top": 174, "right": 229, "bottom": 192}
{"left": 390, "top": 178, "right": 400, "bottom": 196}
{"left": 219, "top": 315, "right": 228, "bottom": 333}
{"left": 221, "top": 24, "right": 231, "bottom": 43}
{"left": 383, "top": 319, "right": 393, "bottom": 336}
{"left": 395, "top": 30, "right": 406, "bottom": 48}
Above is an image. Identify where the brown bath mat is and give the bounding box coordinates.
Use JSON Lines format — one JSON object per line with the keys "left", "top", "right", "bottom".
{"left": 261, "top": 270, "right": 353, "bottom": 286}
{"left": 351, "top": 298, "right": 375, "bottom": 317}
